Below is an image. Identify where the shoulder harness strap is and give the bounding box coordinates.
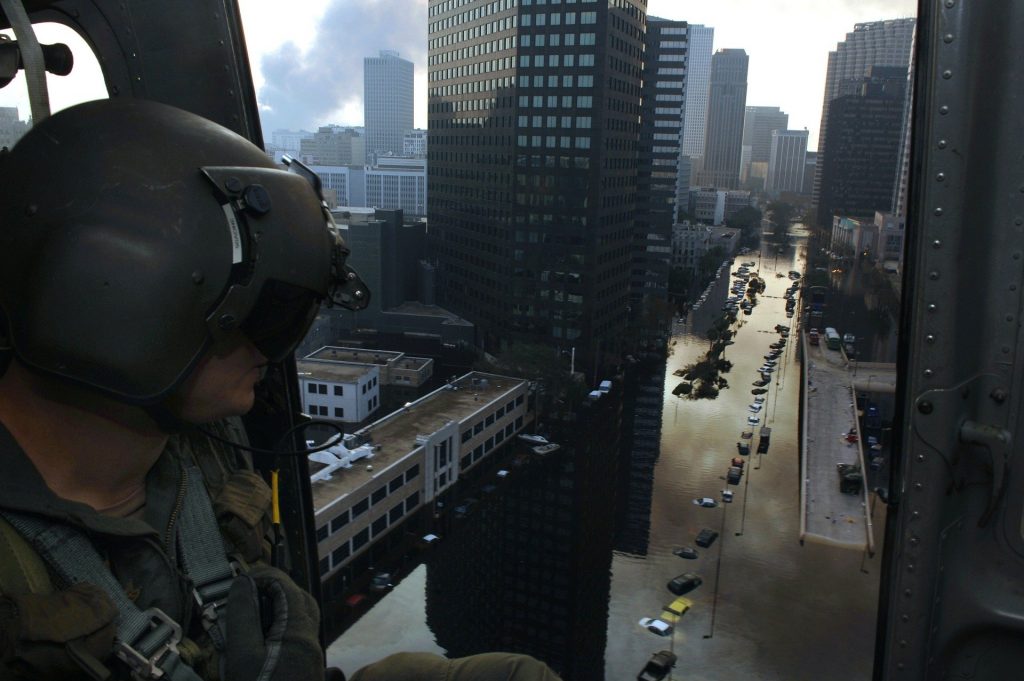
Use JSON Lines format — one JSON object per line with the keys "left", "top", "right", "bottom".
{"left": 1, "top": 464, "right": 238, "bottom": 681}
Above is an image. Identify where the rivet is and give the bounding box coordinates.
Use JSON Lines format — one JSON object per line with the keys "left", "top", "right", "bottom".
{"left": 1012, "top": 284, "right": 1019, "bottom": 291}
{"left": 945, "top": 0, "right": 954, "bottom": 7}
{"left": 933, "top": 239, "right": 942, "bottom": 249}
{"left": 900, "top": 640, "right": 909, "bottom": 648}
{"left": 942, "top": 70, "right": 952, "bottom": 80}
{"left": 191, "top": 270, "right": 205, "bottom": 285}
{"left": 990, "top": 388, "right": 1007, "bottom": 404}
{"left": 911, "top": 511, "right": 921, "bottom": 519}
{"left": 917, "top": 454, "right": 925, "bottom": 462}
{"left": 927, "top": 303, "right": 937, "bottom": 312}
{"left": 898, "top": 663, "right": 906, "bottom": 671}
{"left": 913, "top": 483, "right": 923, "bottom": 491}
{"left": 918, "top": 401, "right": 933, "bottom": 414}
{"left": 909, "top": 536, "right": 920, "bottom": 546}
{"left": 925, "top": 334, "right": 935, "bottom": 344}
{"left": 928, "top": 271, "right": 940, "bottom": 280}
{"left": 225, "top": 177, "right": 243, "bottom": 194}
{"left": 907, "top": 563, "right": 915, "bottom": 572}
{"left": 943, "top": 33, "right": 954, "bottom": 43}
{"left": 904, "top": 588, "right": 913, "bottom": 597}
{"left": 939, "top": 105, "right": 949, "bottom": 115}
{"left": 936, "top": 173, "right": 945, "bottom": 182}
{"left": 1006, "top": 315, "right": 1014, "bottom": 322}
{"left": 1014, "top": 252, "right": 1021, "bottom": 260}
{"left": 218, "top": 314, "right": 237, "bottom": 329}
{"left": 901, "top": 614, "right": 910, "bottom": 623}
{"left": 1015, "top": 217, "right": 1023, "bottom": 226}
{"left": 934, "top": 207, "right": 944, "bottom": 216}
{"left": 924, "top": 369, "right": 934, "bottom": 378}
{"left": 1003, "top": 346, "right": 1011, "bottom": 354}
{"left": 355, "top": 290, "right": 365, "bottom": 298}
{"left": 347, "top": 272, "right": 357, "bottom": 280}
{"left": 937, "top": 139, "right": 948, "bottom": 149}
{"left": 25, "top": 204, "right": 37, "bottom": 217}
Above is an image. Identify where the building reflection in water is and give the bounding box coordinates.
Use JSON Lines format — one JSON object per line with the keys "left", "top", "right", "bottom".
{"left": 425, "top": 381, "right": 624, "bottom": 680}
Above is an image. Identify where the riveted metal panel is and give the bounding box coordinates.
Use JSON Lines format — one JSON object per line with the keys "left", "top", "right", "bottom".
{"left": 877, "top": 0, "right": 1024, "bottom": 679}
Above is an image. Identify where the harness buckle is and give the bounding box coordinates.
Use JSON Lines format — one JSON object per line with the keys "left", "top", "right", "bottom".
{"left": 113, "top": 608, "right": 182, "bottom": 680}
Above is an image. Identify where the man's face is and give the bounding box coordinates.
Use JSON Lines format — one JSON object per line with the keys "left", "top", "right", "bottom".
{"left": 169, "top": 332, "right": 267, "bottom": 423}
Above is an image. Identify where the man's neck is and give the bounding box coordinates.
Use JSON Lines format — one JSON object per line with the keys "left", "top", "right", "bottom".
{"left": 0, "top": 361, "right": 168, "bottom": 511}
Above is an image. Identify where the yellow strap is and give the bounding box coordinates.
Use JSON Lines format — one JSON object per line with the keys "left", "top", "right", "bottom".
{"left": 271, "top": 469, "right": 281, "bottom": 526}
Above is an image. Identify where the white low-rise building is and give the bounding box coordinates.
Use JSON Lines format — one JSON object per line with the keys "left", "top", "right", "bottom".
{"left": 297, "top": 360, "right": 380, "bottom": 423}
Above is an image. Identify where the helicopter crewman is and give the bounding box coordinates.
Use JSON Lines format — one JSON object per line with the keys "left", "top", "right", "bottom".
{"left": 0, "top": 98, "right": 561, "bottom": 681}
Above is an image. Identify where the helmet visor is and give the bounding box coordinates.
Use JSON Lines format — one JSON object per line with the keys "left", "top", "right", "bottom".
{"left": 241, "top": 280, "right": 320, "bottom": 362}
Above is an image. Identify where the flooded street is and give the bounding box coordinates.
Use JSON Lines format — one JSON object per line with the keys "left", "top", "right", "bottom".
{"left": 328, "top": 234, "right": 882, "bottom": 680}
{"left": 605, "top": 237, "right": 881, "bottom": 681}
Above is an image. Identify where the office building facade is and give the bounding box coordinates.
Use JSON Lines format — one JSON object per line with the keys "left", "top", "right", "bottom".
{"left": 364, "top": 50, "right": 415, "bottom": 160}
{"left": 812, "top": 18, "right": 916, "bottom": 216}
{"left": 696, "top": 48, "right": 748, "bottom": 189}
{"left": 427, "top": 0, "right": 646, "bottom": 372}
{"left": 634, "top": 17, "right": 689, "bottom": 308}
{"left": 818, "top": 66, "right": 906, "bottom": 225}
{"left": 741, "top": 105, "right": 788, "bottom": 189}
{"left": 766, "top": 129, "right": 809, "bottom": 197}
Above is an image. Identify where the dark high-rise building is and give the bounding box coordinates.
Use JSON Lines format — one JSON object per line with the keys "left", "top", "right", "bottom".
{"left": 364, "top": 50, "right": 415, "bottom": 160}
{"left": 697, "top": 48, "right": 748, "bottom": 189}
{"left": 812, "top": 18, "right": 916, "bottom": 216}
{"left": 818, "top": 66, "right": 906, "bottom": 225}
{"left": 633, "top": 17, "right": 688, "bottom": 312}
{"left": 427, "top": 0, "right": 646, "bottom": 374}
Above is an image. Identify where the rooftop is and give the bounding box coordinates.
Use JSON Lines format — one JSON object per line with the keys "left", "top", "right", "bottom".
{"left": 312, "top": 371, "right": 526, "bottom": 510}
{"left": 297, "top": 360, "right": 375, "bottom": 383}
{"left": 307, "top": 346, "right": 403, "bottom": 366}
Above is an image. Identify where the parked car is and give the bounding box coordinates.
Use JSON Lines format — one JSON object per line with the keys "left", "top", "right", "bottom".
{"left": 667, "top": 573, "right": 703, "bottom": 595}
{"left": 637, "top": 650, "right": 677, "bottom": 681}
{"left": 721, "top": 489, "right": 734, "bottom": 503}
{"left": 661, "top": 596, "right": 693, "bottom": 621}
{"left": 727, "top": 466, "right": 743, "bottom": 485}
{"left": 673, "top": 546, "right": 699, "bottom": 559}
{"left": 731, "top": 456, "right": 745, "bottom": 468}
{"left": 693, "top": 497, "right": 718, "bottom": 508}
{"left": 746, "top": 415, "right": 761, "bottom": 425}
{"left": 748, "top": 403, "right": 762, "bottom": 412}
{"left": 638, "top": 617, "right": 674, "bottom": 636}
{"left": 737, "top": 441, "right": 751, "bottom": 455}
{"left": 753, "top": 396, "right": 766, "bottom": 404}
{"left": 695, "top": 528, "right": 719, "bottom": 547}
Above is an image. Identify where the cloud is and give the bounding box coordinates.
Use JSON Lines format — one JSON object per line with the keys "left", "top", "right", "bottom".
{"left": 256, "top": 0, "right": 427, "bottom": 132}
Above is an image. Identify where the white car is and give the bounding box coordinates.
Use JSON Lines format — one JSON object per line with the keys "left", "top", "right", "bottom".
{"left": 753, "top": 396, "right": 766, "bottom": 404}
{"left": 721, "top": 490, "right": 734, "bottom": 503}
{"left": 639, "top": 617, "right": 674, "bottom": 636}
{"left": 746, "top": 415, "right": 761, "bottom": 425}
{"left": 748, "top": 403, "right": 762, "bottom": 412}
{"left": 693, "top": 497, "right": 718, "bottom": 508}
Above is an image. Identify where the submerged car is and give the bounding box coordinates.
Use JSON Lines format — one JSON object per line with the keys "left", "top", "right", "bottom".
{"left": 637, "top": 650, "right": 677, "bottom": 681}
{"left": 661, "top": 596, "right": 693, "bottom": 621}
{"left": 638, "top": 617, "right": 674, "bottom": 636}
{"left": 721, "top": 489, "right": 734, "bottom": 503}
{"left": 693, "top": 497, "right": 718, "bottom": 508}
{"left": 673, "top": 546, "right": 699, "bottom": 559}
{"left": 695, "top": 528, "right": 719, "bottom": 547}
{"left": 746, "top": 415, "right": 761, "bottom": 425}
{"left": 667, "top": 573, "right": 703, "bottom": 595}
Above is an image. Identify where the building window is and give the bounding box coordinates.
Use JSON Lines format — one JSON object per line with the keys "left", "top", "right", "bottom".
{"left": 389, "top": 503, "right": 403, "bottom": 524}
{"left": 371, "top": 516, "right": 387, "bottom": 537}
{"left": 330, "top": 511, "right": 349, "bottom": 533}
{"left": 334, "top": 385, "right": 344, "bottom": 396}
{"left": 474, "top": 422, "right": 484, "bottom": 434}
{"left": 461, "top": 430, "right": 472, "bottom": 443}
{"left": 319, "top": 557, "right": 330, "bottom": 576}
{"left": 316, "top": 524, "right": 328, "bottom": 542}
{"left": 307, "top": 383, "right": 317, "bottom": 394}
{"left": 351, "top": 498, "right": 369, "bottom": 519}
{"left": 406, "top": 464, "right": 420, "bottom": 482}
{"left": 405, "top": 491, "right": 420, "bottom": 512}
{"left": 371, "top": 486, "right": 387, "bottom": 505}
{"left": 389, "top": 475, "right": 403, "bottom": 494}
{"left": 486, "top": 414, "right": 495, "bottom": 427}
{"left": 461, "top": 453, "right": 472, "bottom": 469}
{"left": 351, "top": 528, "right": 369, "bottom": 552}
{"left": 334, "top": 407, "right": 344, "bottom": 418}
{"left": 473, "top": 444, "right": 484, "bottom": 462}
{"left": 318, "top": 384, "right": 327, "bottom": 395}
{"left": 331, "top": 542, "right": 350, "bottom": 565}
{"left": 439, "top": 472, "right": 447, "bottom": 487}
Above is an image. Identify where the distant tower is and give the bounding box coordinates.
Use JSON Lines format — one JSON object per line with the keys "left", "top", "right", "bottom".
{"left": 741, "top": 106, "right": 788, "bottom": 190}
{"left": 766, "top": 129, "right": 809, "bottom": 197}
{"left": 698, "top": 49, "right": 749, "bottom": 189}
{"left": 364, "top": 50, "right": 414, "bottom": 161}
{"left": 680, "top": 24, "right": 714, "bottom": 186}
{"left": 812, "top": 18, "right": 916, "bottom": 218}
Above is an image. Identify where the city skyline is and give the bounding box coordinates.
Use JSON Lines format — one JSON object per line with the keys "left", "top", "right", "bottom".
{"left": 1, "top": 0, "right": 916, "bottom": 149}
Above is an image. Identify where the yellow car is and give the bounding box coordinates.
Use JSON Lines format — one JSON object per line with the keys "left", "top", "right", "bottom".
{"left": 660, "top": 596, "right": 692, "bottom": 623}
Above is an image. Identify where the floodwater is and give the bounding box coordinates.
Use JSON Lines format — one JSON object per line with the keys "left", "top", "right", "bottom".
{"left": 327, "top": 233, "right": 882, "bottom": 680}
{"left": 605, "top": 236, "right": 881, "bottom": 681}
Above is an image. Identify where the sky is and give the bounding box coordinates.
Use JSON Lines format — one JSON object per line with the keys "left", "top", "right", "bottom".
{"left": 1, "top": 0, "right": 916, "bottom": 149}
